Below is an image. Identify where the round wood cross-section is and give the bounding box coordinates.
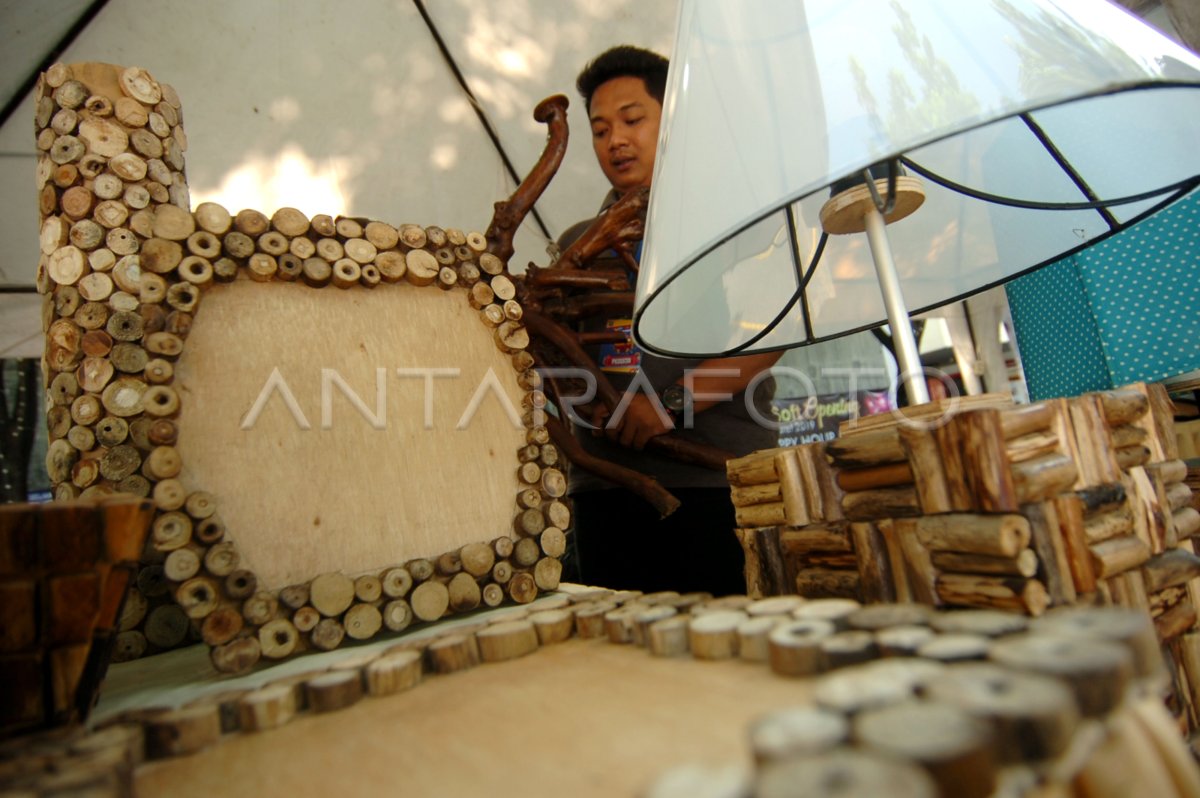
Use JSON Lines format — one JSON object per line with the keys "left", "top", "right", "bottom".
{"left": 819, "top": 176, "right": 926, "bottom": 235}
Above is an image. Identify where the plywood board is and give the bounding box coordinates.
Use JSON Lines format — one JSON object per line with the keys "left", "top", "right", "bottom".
{"left": 132, "top": 637, "right": 812, "bottom": 798}
{"left": 175, "top": 280, "right": 525, "bottom": 589}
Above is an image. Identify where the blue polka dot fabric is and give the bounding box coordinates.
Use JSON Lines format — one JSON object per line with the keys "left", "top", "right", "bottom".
{"left": 1007, "top": 189, "right": 1200, "bottom": 401}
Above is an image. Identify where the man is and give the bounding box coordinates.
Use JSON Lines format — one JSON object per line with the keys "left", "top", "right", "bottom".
{"left": 559, "top": 46, "right": 781, "bottom": 595}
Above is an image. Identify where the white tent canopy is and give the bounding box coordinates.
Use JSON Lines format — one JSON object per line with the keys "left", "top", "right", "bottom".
{"left": 0, "top": 0, "right": 679, "bottom": 357}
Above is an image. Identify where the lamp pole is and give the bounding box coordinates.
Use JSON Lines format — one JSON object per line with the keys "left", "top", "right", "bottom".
{"left": 819, "top": 164, "right": 930, "bottom": 405}
{"left": 862, "top": 205, "right": 930, "bottom": 405}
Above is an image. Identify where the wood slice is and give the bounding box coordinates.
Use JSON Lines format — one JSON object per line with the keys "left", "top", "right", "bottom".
{"left": 853, "top": 699, "right": 996, "bottom": 798}
{"left": 306, "top": 671, "right": 363, "bottom": 714}
{"left": 533, "top": 557, "right": 562, "bottom": 591}
{"left": 917, "top": 633, "right": 990, "bottom": 663}
{"left": 425, "top": 633, "right": 479, "bottom": 674}
{"left": 478, "top": 252, "right": 503, "bottom": 275}
{"left": 241, "top": 591, "right": 279, "bottom": 626}
{"left": 343, "top": 603, "right": 383, "bottom": 641}
{"left": 929, "top": 610, "right": 1028, "bottom": 638}
{"left": 631, "top": 605, "right": 679, "bottom": 647}
{"left": 645, "top": 614, "right": 691, "bottom": 657}
{"left": 237, "top": 683, "right": 297, "bottom": 732}
{"left": 310, "top": 572, "right": 355, "bottom": 617}
{"left": 749, "top": 706, "right": 848, "bottom": 765}
{"left": 382, "top": 599, "right": 413, "bottom": 633}
{"left": 768, "top": 618, "right": 835, "bottom": 676}
{"left": 821, "top": 630, "right": 879, "bottom": 669}
{"left": 477, "top": 619, "right": 539, "bottom": 662}
{"left": 143, "top": 603, "right": 189, "bottom": 648}
{"left": 410, "top": 580, "right": 450, "bottom": 621}
{"left": 353, "top": 574, "right": 383, "bottom": 604}
{"left": 1030, "top": 606, "right": 1162, "bottom": 683}
{"left": 847, "top": 602, "right": 934, "bottom": 631}
{"left": 729, "top": 612, "right": 777, "bottom": 662}
{"left": 365, "top": 649, "right": 422, "bottom": 696}
{"left": 875, "top": 625, "right": 937, "bottom": 657}
{"left": 271, "top": 207, "right": 309, "bottom": 237}
{"left": 792, "top": 598, "right": 862, "bottom": 631}
{"left": 481, "top": 582, "right": 505, "bottom": 607}
{"left": 687, "top": 609, "right": 747, "bottom": 660}
{"left": 988, "top": 633, "right": 1132, "bottom": 717}
{"left": 746, "top": 596, "right": 804, "bottom": 618}
{"left": 292, "top": 606, "right": 319, "bottom": 633}
{"left": 259, "top": 618, "right": 300, "bottom": 659}
{"left": 814, "top": 657, "right": 943, "bottom": 713}
{"left": 405, "top": 249, "right": 438, "bottom": 286}
{"left": 398, "top": 223, "right": 426, "bottom": 248}
{"left": 310, "top": 618, "right": 346, "bottom": 651}
{"left": 199, "top": 607, "right": 242, "bottom": 647}
{"left": 381, "top": 566, "right": 413, "bottom": 598}
{"left": 144, "top": 705, "right": 220, "bottom": 759}
{"left": 605, "top": 605, "right": 644, "bottom": 644}
{"left": 163, "top": 546, "right": 201, "bottom": 582}
{"left": 530, "top": 608, "right": 574, "bottom": 645}
{"left": 447, "top": 571, "right": 482, "bottom": 613}
{"left": 176, "top": 576, "right": 220, "bottom": 620}
{"left": 757, "top": 749, "right": 937, "bottom": 798}
{"left": 574, "top": 601, "right": 618, "bottom": 639}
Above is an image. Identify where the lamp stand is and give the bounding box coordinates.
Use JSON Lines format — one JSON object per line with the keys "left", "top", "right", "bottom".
{"left": 862, "top": 206, "right": 930, "bottom": 405}
{"left": 819, "top": 173, "right": 929, "bottom": 405}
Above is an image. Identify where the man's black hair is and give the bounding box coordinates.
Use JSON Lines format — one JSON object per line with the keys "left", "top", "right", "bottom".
{"left": 576, "top": 45, "right": 669, "bottom": 113}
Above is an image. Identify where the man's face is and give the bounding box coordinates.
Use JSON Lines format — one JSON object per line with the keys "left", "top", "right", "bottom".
{"left": 588, "top": 76, "right": 662, "bottom": 194}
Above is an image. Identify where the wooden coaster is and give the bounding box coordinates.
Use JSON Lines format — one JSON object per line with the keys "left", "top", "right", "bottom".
{"left": 925, "top": 662, "right": 1079, "bottom": 763}
{"left": 365, "top": 649, "right": 423, "bottom": 696}
{"left": 748, "top": 706, "right": 848, "bottom": 765}
{"left": 689, "top": 610, "right": 749, "bottom": 661}
{"left": 757, "top": 749, "right": 936, "bottom": 798}
{"left": 767, "top": 619, "right": 835, "bottom": 676}
{"left": 476, "top": 620, "right": 539, "bottom": 663}
{"left": 238, "top": 684, "right": 297, "bottom": 732}
{"left": 854, "top": 700, "right": 996, "bottom": 798}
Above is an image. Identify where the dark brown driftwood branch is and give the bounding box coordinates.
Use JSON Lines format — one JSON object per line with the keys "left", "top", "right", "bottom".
{"left": 545, "top": 416, "right": 681, "bottom": 519}
{"left": 486, "top": 94, "right": 570, "bottom": 264}
{"left": 577, "top": 331, "right": 628, "bottom": 346}
{"left": 524, "top": 310, "right": 736, "bottom": 472}
{"left": 525, "top": 264, "right": 630, "bottom": 292}
{"left": 539, "top": 292, "right": 636, "bottom": 322}
{"left": 554, "top": 187, "right": 649, "bottom": 270}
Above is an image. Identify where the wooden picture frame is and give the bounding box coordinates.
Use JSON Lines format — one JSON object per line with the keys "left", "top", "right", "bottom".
{"left": 36, "top": 63, "right": 568, "bottom": 673}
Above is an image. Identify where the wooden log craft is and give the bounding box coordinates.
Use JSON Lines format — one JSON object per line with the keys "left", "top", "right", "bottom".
{"left": 33, "top": 63, "right": 580, "bottom": 669}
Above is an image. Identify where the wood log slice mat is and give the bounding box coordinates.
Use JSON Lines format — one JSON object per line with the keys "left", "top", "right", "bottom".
{"left": 14, "top": 589, "right": 1180, "bottom": 798}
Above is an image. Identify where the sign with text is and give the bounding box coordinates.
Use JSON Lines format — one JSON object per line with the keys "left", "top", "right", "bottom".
{"left": 772, "top": 390, "right": 894, "bottom": 447}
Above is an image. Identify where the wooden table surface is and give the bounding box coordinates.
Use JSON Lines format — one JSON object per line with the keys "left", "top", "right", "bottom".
{"left": 128, "top": 636, "right": 813, "bottom": 796}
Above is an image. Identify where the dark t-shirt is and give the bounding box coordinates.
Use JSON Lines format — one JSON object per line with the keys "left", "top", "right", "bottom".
{"left": 556, "top": 193, "right": 777, "bottom": 492}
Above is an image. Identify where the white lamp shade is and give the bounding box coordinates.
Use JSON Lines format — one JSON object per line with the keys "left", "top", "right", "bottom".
{"left": 634, "top": 0, "right": 1200, "bottom": 357}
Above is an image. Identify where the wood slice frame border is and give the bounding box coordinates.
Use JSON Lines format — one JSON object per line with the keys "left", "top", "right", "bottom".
{"left": 35, "top": 62, "right": 567, "bottom": 673}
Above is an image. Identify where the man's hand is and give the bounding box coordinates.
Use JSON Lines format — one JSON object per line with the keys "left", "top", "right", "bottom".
{"left": 592, "top": 394, "right": 673, "bottom": 450}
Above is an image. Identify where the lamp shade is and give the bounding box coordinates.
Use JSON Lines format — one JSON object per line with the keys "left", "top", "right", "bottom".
{"left": 633, "top": 0, "right": 1200, "bottom": 358}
